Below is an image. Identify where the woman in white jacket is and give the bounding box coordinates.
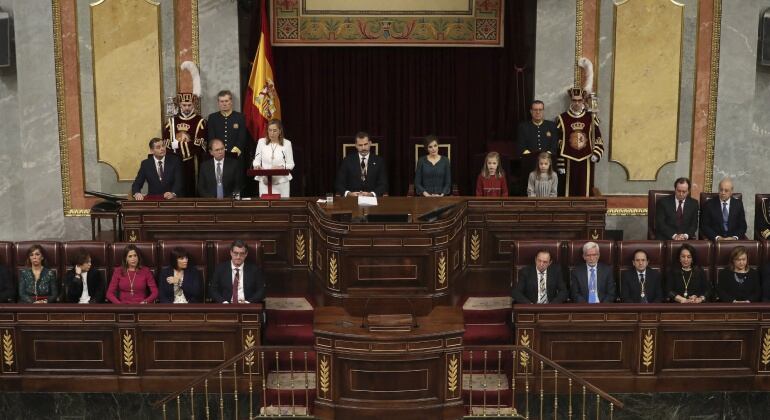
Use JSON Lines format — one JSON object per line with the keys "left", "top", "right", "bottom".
{"left": 252, "top": 119, "right": 294, "bottom": 197}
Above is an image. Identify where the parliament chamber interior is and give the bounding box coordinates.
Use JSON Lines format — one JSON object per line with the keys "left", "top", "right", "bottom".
{"left": 1, "top": 0, "right": 770, "bottom": 419}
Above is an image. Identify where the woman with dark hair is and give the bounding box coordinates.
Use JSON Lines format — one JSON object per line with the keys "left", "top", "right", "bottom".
{"left": 158, "top": 247, "right": 203, "bottom": 303}
{"left": 106, "top": 245, "right": 158, "bottom": 304}
{"left": 414, "top": 134, "right": 451, "bottom": 197}
{"left": 716, "top": 246, "right": 761, "bottom": 303}
{"left": 18, "top": 244, "right": 58, "bottom": 303}
{"left": 63, "top": 249, "right": 106, "bottom": 303}
{"left": 666, "top": 243, "right": 709, "bottom": 303}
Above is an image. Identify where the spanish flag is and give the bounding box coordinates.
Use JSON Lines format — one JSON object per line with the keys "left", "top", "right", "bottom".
{"left": 244, "top": 0, "right": 281, "bottom": 141}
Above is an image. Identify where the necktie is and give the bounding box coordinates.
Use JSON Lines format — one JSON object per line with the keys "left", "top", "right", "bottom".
{"left": 360, "top": 156, "right": 367, "bottom": 181}
{"left": 216, "top": 161, "right": 224, "bottom": 199}
{"left": 722, "top": 201, "right": 729, "bottom": 232}
{"left": 676, "top": 200, "right": 684, "bottom": 227}
{"left": 231, "top": 267, "right": 240, "bottom": 304}
{"left": 537, "top": 271, "right": 548, "bottom": 304}
{"left": 157, "top": 160, "right": 164, "bottom": 181}
{"left": 588, "top": 267, "right": 598, "bottom": 303}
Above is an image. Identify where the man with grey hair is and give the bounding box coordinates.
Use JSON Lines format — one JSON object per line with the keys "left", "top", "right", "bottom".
{"left": 700, "top": 177, "right": 747, "bottom": 241}
{"left": 570, "top": 241, "right": 616, "bottom": 303}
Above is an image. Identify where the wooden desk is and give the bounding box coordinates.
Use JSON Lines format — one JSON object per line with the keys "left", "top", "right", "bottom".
{"left": 0, "top": 304, "right": 261, "bottom": 392}
{"left": 513, "top": 303, "right": 770, "bottom": 392}
{"left": 313, "top": 306, "right": 465, "bottom": 420}
{"left": 121, "top": 197, "right": 607, "bottom": 307}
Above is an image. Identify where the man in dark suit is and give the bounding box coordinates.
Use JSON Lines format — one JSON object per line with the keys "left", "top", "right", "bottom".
{"left": 620, "top": 249, "right": 664, "bottom": 303}
{"left": 512, "top": 249, "right": 568, "bottom": 304}
{"left": 209, "top": 240, "right": 265, "bottom": 304}
{"left": 131, "top": 137, "right": 183, "bottom": 200}
{"left": 654, "top": 177, "right": 699, "bottom": 240}
{"left": 700, "top": 178, "right": 747, "bottom": 241}
{"left": 570, "top": 241, "right": 616, "bottom": 303}
{"left": 198, "top": 138, "right": 244, "bottom": 198}
{"left": 335, "top": 132, "right": 388, "bottom": 197}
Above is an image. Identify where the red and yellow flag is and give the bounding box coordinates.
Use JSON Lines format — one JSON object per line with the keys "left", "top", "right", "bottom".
{"left": 245, "top": 0, "right": 281, "bottom": 141}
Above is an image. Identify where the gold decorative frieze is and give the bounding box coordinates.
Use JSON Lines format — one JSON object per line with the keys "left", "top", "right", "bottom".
{"left": 640, "top": 328, "right": 656, "bottom": 374}
{"left": 121, "top": 329, "right": 136, "bottom": 374}
{"left": 436, "top": 251, "right": 448, "bottom": 288}
{"left": 760, "top": 328, "right": 770, "bottom": 372}
{"left": 2, "top": 329, "right": 15, "bottom": 373}
{"left": 318, "top": 353, "right": 331, "bottom": 400}
{"left": 272, "top": 0, "right": 504, "bottom": 47}
{"left": 328, "top": 252, "right": 339, "bottom": 289}
{"left": 470, "top": 229, "right": 481, "bottom": 262}
{"left": 295, "top": 230, "right": 307, "bottom": 264}
{"left": 447, "top": 353, "right": 460, "bottom": 398}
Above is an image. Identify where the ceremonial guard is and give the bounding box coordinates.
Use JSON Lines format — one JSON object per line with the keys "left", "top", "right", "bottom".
{"left": 556, "top": 58, "right": 604, "bottom": 197}
{"left": 207, "top": 89, "right": 250, "bottom": 164}
{"left": 164, "top": 61, "right": 207, "bottom": 197}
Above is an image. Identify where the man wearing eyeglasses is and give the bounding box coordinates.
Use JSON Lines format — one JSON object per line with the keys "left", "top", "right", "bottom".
{"left": 570, "top": 241, "right": 616, "bottom": 304}
{"left": 209, "top": 240, "right": 265, "bottom": 304}
{"left": 197, "top": 138, "right": 244, "bottom": 198}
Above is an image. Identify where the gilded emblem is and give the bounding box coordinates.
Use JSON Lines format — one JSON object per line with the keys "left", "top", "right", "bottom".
{"left": 447, "top": 354, "right": 459, "bottom": 394}
{"left": 295, "top": 231, "right": 306, "bottom": 263}
{"left": 122, "top": 330, "right": 135, "bottom": 371}
{"left": 437, "top": 252, "right": 447, "bottom": 286}
{"left": 470, "top": 230, "right": 481, "bottom": 262}
{"left": 319, "top": 355, "right": 331, "bottom": 398}
{"left": 2, "top": 330, "right": 14, "bottom": 371}
{"left": 244, "top": 330, "right": 257, "bottom": 367}
{"left": 761, "top": 329, "right": 770, "bottom": 369}
{"left": 642, "top": 330, "right": 654, "bottom": 371}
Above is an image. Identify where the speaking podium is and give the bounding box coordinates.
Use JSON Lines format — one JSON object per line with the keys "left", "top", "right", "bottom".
{"left": 246, "top": 168, "right": 290, "bottom": 199}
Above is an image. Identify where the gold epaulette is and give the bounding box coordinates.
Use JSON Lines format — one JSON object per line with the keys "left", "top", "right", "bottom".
{"left": 231, "top": 146, "right": 242, "bottom": 156}
{"left": 762, "top": 229, "right": 770, "bottom": 239}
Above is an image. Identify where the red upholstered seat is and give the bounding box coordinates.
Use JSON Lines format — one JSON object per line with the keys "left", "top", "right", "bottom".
{"left": 648, "top": 189, "right": 674, "bottom": 239}
{"left": 108, "top": 242, "right": 158, "bottom": 278}
{"left": 665, "top": 240, "right": 714, "bottom": 284}
{"left": 264, "top": 324, "right": 315, "bottom": 346}
{"left": 463, "top": 323, "right": 512, "bottom": 346}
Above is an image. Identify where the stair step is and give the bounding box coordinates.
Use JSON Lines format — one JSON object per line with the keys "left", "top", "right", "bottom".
{"left": 266, "top": 371, "right": 317, "bottom": 390}
{"left": 466, "top": 406, "right": 524, "bottom": 418}
{"left": 260, "top": 405, "right": 310, "bottom": 416}
{"left": 463, "top": 372, "right": 510, "bottom": 391}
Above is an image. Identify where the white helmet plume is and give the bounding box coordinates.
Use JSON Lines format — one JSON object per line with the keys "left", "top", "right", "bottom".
{"left": 578, "top": 57, "right": 594, "bottom": 95}
{"left": 180, "top": 61, "right": 201, "bottom": 97}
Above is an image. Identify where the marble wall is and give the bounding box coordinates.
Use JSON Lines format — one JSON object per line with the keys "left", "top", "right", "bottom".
{"left": 0, "top": 0, "right": 90, "bottom": 242}
{"left": 199, "top": 0, "right": 242, "bottom": 116}
{"left": 713, "top": 0, "right": 770, "bottom": 238}
{"left": 534, "top": 0, "right": 576, "bottom": 118}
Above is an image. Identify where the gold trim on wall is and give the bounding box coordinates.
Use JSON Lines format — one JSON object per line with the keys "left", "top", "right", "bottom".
{"left": 703, "top": 0, "right": 722, "bottom": 193}
{"left": 52, "top": 0, "right": 84, "bottom": 216}
{"left": 574, "top": 0, "right": 584, "bottom": 87}
{"left": 192, "top": 0, "right": 199, "bottom": 66}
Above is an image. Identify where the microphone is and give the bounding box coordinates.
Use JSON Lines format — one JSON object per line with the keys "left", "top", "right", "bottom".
{"left": 360, "top": 297, "right": 372, "bottom": 328}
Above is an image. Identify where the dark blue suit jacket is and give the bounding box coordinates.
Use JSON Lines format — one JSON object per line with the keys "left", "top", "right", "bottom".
{"left": 157, "top": 266, "right": 203, "bottom": 303}
{"left": 208, "top": 262, "right": 265, "bottom": 304}
{"left": 131, "top": 155, "right": 184, "bottom": 196}
{"left": 700, "top": 197, "right": 747, "bottom": 240}
{"left": 570, "top": 262, "right": 616, "bottom": 303}
{"left": 335, "top": 153, "right": 388, "bottom": 196}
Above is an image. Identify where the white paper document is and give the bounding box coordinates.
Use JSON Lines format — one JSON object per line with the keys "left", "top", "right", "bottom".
{"left": 357, "top": 195, "right": 378, "bottom": 207}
